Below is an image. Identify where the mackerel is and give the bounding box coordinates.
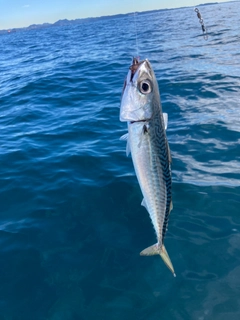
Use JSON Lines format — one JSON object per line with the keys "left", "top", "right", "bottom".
{"left": 120, "top": 58, "right": 175, "bottom": 276}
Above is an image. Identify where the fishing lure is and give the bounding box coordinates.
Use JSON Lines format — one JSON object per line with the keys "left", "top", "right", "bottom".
{"left": 195, "top": 8, "right": 208, "bottom": 40}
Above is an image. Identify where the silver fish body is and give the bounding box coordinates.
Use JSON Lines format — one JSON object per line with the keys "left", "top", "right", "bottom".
{"left": 120, "top": 59, "right": 175, "bottom": 276}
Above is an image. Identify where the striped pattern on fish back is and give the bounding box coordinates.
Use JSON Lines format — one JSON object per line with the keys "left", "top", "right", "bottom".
{"left": 149, "top": 109, "right": 172, "bottom": 244}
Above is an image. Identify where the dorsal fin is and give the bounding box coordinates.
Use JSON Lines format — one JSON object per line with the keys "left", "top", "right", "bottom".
{"left": 163, "top": 113, "right": 168, "bottom": 130}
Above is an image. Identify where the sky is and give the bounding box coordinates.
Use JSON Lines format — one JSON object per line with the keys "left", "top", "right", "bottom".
{"left": 0, "top": 0, "right": 236, "bottom": 30}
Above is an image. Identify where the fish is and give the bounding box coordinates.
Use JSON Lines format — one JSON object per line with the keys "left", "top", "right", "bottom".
{"left": 120, "top": 58, "right": 175, "bottom": 276}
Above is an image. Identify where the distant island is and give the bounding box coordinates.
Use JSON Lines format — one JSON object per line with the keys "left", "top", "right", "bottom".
{"left": 0, "top": 2, "right": 221, "bottom": 35}
{"left": 0, "top": 14, "right": 127, "bottom": 34}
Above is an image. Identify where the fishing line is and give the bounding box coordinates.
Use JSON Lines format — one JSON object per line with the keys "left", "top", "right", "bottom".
{"left": 133, "top": 11, "right": 139, "bottom": 57}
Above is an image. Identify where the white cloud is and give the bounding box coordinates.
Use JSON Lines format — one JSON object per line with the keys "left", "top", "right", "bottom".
{"left": 23, "top": 5, "right": 30, "bottom": 8}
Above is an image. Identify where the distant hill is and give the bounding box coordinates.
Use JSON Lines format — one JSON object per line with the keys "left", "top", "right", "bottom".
{"left": 0, "top": 14, "right": 130, "bottom": 34}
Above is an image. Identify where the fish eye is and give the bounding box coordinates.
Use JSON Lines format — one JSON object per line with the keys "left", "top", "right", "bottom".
{"left": 139, "top": 80, "right": 152, "bottom": 94}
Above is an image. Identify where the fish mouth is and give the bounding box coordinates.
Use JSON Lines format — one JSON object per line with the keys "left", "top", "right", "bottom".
{"left": 129, "top": 57, "right": 145, "bottom": 82}
{"left": 122, "top": 57, "right": 150, "bottom": 96}
{"left": 130, "top": 119, "right": 150, "bottom": 124}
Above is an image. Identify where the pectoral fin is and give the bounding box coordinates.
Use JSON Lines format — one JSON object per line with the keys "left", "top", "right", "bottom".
{"left": 120, "top": 133, "right": 131, "bottom": 156}
{"left": 120, "top": 133, "right": 128, "bottom": 141}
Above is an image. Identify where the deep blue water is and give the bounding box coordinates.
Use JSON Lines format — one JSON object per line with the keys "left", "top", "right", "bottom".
{"left": 0, "top": 2, "right": 240, "bottom": 319}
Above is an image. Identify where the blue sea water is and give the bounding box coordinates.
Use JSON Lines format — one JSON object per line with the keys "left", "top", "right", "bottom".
{"left": 0, "top": 2, "right": 240, "bottom": 319}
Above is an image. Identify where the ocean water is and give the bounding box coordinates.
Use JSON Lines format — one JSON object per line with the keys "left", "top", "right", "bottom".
{"left": 0, "top": 2, "right": 240, "bottom": 319}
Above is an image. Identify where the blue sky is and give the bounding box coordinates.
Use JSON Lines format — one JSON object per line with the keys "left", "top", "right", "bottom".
{"left": 0, "top": 0, "right": 235, "bottom": 29}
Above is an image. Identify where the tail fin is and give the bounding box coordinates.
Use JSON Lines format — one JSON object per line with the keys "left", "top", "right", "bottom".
{"left": 140, "top": 243, "right": 176, "bottom": 277}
